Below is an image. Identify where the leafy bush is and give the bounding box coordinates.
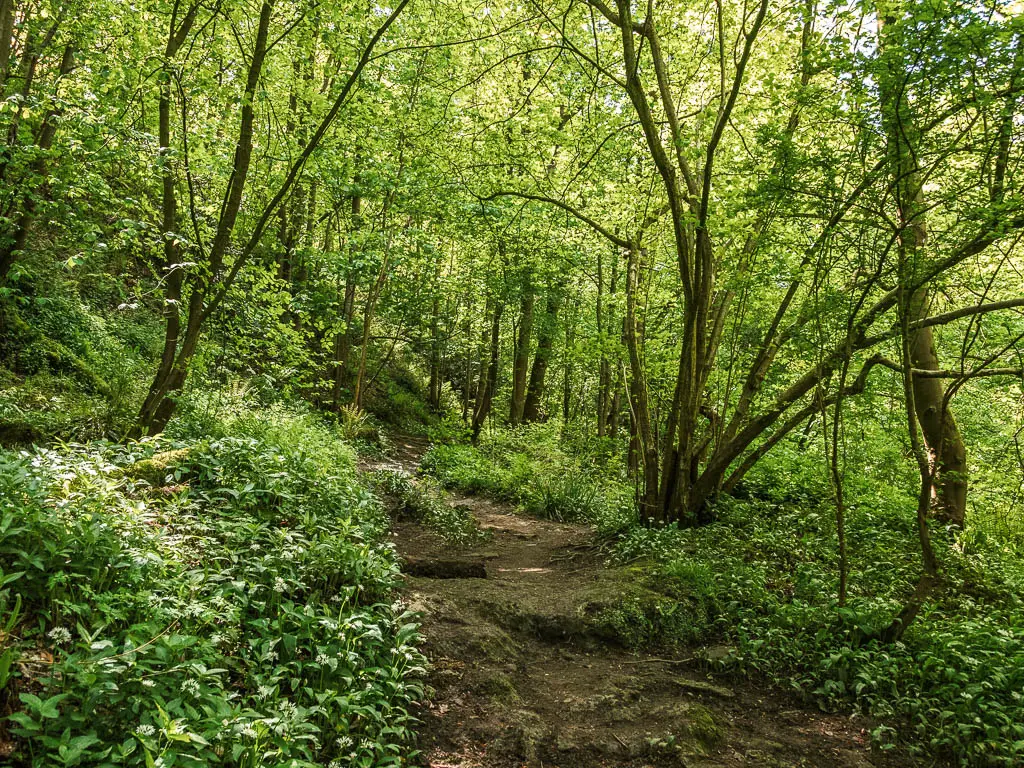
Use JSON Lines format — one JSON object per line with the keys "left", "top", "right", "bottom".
{"left": 0, "top": 409, "right": 425, "bottom": 767}
{"left": 371, "top": 469, "right": 488, "bottom": 548}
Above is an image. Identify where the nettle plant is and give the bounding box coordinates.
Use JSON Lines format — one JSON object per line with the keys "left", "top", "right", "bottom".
{"left": 1, "top": 424, "right": 426, "bottom": 767}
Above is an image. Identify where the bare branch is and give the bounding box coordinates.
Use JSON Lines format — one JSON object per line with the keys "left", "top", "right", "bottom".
{"left": 482, "top": 190, "right": 631, "bottom": 249}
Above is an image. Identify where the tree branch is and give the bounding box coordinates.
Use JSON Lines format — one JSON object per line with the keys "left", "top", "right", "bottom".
{"left": 482, "top": 190, "right": 631, "bottom": 249}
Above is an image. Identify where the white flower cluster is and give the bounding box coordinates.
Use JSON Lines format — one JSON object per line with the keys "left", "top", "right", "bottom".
{"left": 47, "top": 626, "right": 72, "bottom": 644}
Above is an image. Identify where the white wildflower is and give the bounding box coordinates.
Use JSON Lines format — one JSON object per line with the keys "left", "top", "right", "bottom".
{"left": 257, "top": 685, "right": 274, "bottom": 700}
{"left": 273, "top": 577, "right": 287, "bottom": 593}
{"left": 47, "top": 626, "right": 72, "bottom": 644}
{"left": 336, "top": 735, "right": 354, "bottom": 749}
{"left": 141, "top": 679, "right": 156, "bottom": 688}
{"left": 135, "top": 724, "right": 156, "bottom": 737}
{"left": 182, "top": 679, "right": 200, "bottom": 697}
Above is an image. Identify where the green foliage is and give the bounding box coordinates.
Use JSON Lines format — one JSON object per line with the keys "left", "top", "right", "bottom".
{"left": 421, "top": 423, "right": 635, "bottom": 533}
{"left": 363, "top": 363, "right": 437, "bottom": 435}
{"left": 371, "top": 469, "right": 488, "bottom": 549}
{"left": 612, "top": 487, "right": 1024, "bottom": 766}
{"left": 424, "top": 411, "right": 473, "bottom": 445}
{"left": 0, "top": 289, "right": 156, "bottom": 443}
{"left": 0, "top": 408, "right": 425, "bottom": 767}
{"left": 586, "top": 578, "right": 714, "bottom": 650}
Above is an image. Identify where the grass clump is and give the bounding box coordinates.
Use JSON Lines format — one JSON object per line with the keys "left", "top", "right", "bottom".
{"left": 0, "top": 405, "right": 425, "bottom": 768}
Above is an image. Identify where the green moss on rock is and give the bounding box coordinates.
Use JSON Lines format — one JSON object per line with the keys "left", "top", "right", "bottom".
{"left": 129, "top": 448, "right": 192, "bottom": 486}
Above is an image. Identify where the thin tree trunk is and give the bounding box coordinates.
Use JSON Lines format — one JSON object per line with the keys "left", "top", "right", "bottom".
{"left": 332, "top": 194, "right": 361, "bottom": 409}
{"left": 136, "top": 0, "right": 272, "bottom": 435}
{"left": 0, "top": 43, "right": 74, "bottom": 282}
{"left": 562, "top": 292, "right": 578, "bottom": 423}
{"left": 0, "top": 0, "right": 14, "bottom": 89}
{"left": 523, "top": 288, "right": 561, "bottom": 422}
{"left": 472, "top": 298, "right": 503, "bottom": 441}
{"left": 596, "top": 249, "right": 608, "bottom": 436}
{"left": 428, "top": 293, "right": 442, "bottom": 409}
{"left": 136, "top": 3, "right": 200, "bottom": 432}
{"left": 509, "top": 278, "right": 534, "bottom": 425}
{"left": 623, "top": 245, "right": 659, "bottom": 520}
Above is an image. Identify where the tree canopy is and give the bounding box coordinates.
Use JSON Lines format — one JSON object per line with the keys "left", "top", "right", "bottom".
{"left": 2, "top": 0, "right": 1024, "bottom": 764}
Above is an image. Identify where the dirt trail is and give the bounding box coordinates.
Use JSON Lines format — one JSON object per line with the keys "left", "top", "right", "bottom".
{"left": 375, "top": 437, "right": 917, "bottom": 768}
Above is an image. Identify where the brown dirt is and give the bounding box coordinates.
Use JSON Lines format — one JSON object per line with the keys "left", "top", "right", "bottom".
{"left": 374, "top": 436, "right": 925, "bottom": 768}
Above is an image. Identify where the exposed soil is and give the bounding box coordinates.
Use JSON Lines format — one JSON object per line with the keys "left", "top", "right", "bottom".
{"left": 372, "top": 436, "right": 923, "bottom": 768}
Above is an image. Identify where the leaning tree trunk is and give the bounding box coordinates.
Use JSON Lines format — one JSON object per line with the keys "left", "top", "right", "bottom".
{"left": 136, "top": 5, "right": 200, "bottom": 434}
{"left": 135, "top": 0, "right": 272, "bottom": 436}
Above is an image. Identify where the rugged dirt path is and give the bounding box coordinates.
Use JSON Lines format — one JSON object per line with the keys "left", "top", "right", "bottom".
{"left": 375, "top": 437, "right": 919, "bottom": 768}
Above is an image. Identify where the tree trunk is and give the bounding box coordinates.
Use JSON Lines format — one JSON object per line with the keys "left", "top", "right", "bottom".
{"left": 623, "top": 246, "right": 659, "bottom": 520}
{"left": 0, "top": 44, "right": 75, "bottom": 282}
{"left": 332, "top": 193, "right": 361, "bottom": 409}
{"left": 509, "top": 280, "right": 536, "bottom": 428}
{"left": 509, "top": 279, "right": 534, "bottom": 425}
{"left": 877, "top": 6, "right": 967, "bottom": 527}
{"left": 133, "top": 0, "right": 410, "bottom": 434}
{"left": 427, "top": 250, "right": 443, "bottom": 410}
{"left": 135, "top": 0, "right": 272, "bottom": 436}
{"left": 596, "top": 249, "right": 609, "bottom": 436}
{"left": 908, "top": 291, "right": 967, "bottom": 526}
{"left": 607, "top": 363, "right": 623, "bottom": 438}
{"left": 134, "top": 4, "right": 200, "bottom": 434}
{"left": 523, "top": 288, "right": 561, "bottom": 422}
{"left": 0, "top": 0, "right": 15, "bottom": 89}
{"left": 472, "top": 298, "right": 503, "bottom": 441}
{"left": 562, "top": 293, "right": 578, "bottom": 423}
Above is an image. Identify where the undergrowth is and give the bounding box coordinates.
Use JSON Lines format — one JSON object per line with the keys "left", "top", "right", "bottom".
{"left": 370, "top": 469, "right": 489, "bottom": 549}
{"left": 424, "top": 424, "right": 1024, "bottom": 766}
{"left": 420, "top": 423, "right": 634, "bottom": 533}
{"left": 0, "top": 406, "right": 425, "bottom": 767}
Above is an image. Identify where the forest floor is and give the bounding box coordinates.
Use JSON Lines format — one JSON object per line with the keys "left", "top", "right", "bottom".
{"left": 367, "top": 437, "right": 922, "bottom": 768}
